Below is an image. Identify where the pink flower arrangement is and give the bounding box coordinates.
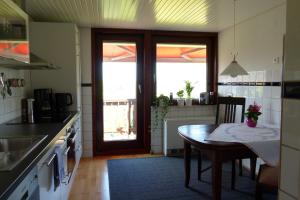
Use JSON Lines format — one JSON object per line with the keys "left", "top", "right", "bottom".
{"left": 245, "top": 102, "right": 262, "bottom": 122}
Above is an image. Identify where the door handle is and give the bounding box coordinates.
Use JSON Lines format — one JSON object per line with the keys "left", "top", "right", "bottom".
{"left": 138, "top": 84, "right": 142, "bottom": 94}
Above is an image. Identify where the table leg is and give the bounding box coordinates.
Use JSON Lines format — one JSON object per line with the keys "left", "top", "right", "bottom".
{"left": 198, "top": 151, "right": 202, "bottom": 181}
{"left": 212, "top": 152, "right": 222, "bottom": 200}
{"left": 184, "top": 141, "right": 191, "bottom": 188}
{"left": 250, "top": 157, "right": 257, "bottom": 180}
{"left": 231, "top": 160, "right": 236, "bottom": 190}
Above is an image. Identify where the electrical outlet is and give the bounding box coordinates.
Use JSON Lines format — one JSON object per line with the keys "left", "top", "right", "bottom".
{"left": 273, "top": 57, "right": 280, "bottom": 64}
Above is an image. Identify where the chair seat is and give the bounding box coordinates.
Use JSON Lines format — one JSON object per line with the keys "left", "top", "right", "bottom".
{"left": 258, "top": 165, "right": 279, "bottom": 188}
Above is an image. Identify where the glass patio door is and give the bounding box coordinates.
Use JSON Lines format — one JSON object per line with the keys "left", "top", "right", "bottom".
{"left": 102, "top": 42, "right": 137, "bottom": 141}
{"left": 94, "top": 34, "right": 144, "bottom": 154}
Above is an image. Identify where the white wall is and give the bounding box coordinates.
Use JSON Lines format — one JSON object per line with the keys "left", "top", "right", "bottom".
{"left": 0, "top": 68, "right": 31, "bottom": 123}
{"left": 218, "top": 4, "right": 286, "bottom": 127}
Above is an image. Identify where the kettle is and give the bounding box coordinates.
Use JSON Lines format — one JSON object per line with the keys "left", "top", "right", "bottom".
{"left": 55, "top": 93, "right": 73, "bottom": 113}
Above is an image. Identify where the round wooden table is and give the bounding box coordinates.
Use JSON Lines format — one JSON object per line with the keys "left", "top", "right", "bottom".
{"left": 178, "top": 124, "right": 257, "bottom": 200}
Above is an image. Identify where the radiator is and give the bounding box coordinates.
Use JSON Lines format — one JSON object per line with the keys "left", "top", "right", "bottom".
{"left": 163, "top": 116, "right": 215, "bottom": 156}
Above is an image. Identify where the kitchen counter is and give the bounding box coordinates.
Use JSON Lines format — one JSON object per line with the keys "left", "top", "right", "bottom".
{"left": 0, "top": 111, "right": 79, "bottom": 200}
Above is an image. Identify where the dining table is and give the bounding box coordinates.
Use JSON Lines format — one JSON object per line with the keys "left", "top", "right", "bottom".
{"left": 178, "top": 124, "right": 259, "bottom": 200}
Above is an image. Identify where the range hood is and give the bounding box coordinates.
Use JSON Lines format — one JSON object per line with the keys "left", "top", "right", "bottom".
{"left": 0, "top": 0, "right": 59, "bottom": 70}
{"left": 0, "top": 53, "right": 59, "bottom": 69}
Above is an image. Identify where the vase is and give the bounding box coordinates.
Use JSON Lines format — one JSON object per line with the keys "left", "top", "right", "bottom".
{"left": 246, "top": 118, "right": 257, "bottom": 128}
{"left": 185, "top": 98, "right": 193, "bottom": 106}
{"left": 177, "top": 99, "right": 185, "bottom": 107}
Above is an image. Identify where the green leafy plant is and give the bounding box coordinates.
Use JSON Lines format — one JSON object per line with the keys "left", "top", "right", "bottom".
{"left": 154, "top": 94, "right": 170, "bottom": 107}
{"left": 154, "top": 94, "right": 170, "bottom": 120}
{"left": 185, "top": 80, "right": 194, "bottom": 99}
{"left": 176, "top": 90, "right": 184, "bottom": 98}
{"left": 153, "top": 94, "right": 170, "bottom": 127}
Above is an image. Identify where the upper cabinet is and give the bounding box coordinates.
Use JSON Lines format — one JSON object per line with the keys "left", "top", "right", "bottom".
{"left": 0, "top": 0, "right": 30, "bottom": 63}
{"left": 284, "top": 0, "right": 300, "bottom": 81}
{"left": 0, "top": 0, "right": 58, "bottom": 69}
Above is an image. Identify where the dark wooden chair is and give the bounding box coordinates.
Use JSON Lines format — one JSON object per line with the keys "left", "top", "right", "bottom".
{"left": 198, "top": 96, "right": 250, "bottom": 189}
{"left": 256, "top": 164, "right": 279, "bottom": 200}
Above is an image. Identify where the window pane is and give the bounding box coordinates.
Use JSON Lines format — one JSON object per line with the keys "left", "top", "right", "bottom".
{"left": 102, "top": 42, "right": 137, "bottom": 141}
{"left": 156, "top": 44, "right": 207, "bottom": 98}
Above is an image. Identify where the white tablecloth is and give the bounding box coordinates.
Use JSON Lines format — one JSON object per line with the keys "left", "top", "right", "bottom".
{"left": 205, "top": 123, "right": 280, "bottom": 166}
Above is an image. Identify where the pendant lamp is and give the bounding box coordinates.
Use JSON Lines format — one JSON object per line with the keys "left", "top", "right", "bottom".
{"left": 220, "top": 0, "right": 248, "bottom": 77}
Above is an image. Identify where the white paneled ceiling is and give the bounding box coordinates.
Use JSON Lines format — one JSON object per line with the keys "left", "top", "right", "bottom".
{"left": 24, "top": 0, "right": 286, "bottom": 31}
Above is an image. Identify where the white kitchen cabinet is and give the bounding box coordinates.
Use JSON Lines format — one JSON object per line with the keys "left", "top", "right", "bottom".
{"left": 29, "top": 22, "right": 81, "bottom": 112}
{"left": 7, "top": 167, "right": 39, "bottom": 200}
{"left": 283, "top": 0, "right": 300, "bottom": 81}
{"left": 280, "top": 1, "right": 300, "bottom": 200}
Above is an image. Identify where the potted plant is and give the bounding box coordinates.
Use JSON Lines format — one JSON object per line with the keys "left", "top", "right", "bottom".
{"left": 176, "top": 90, "right": 185, "bottom": 106}
{"left": 244, "top": 102, "right": 262, "bottom": 128}
{"left": 184, "top": 80, "right": 194, "bottom": 106}
{"left": 153, "top": 94, "right": 170, "bottom": 123}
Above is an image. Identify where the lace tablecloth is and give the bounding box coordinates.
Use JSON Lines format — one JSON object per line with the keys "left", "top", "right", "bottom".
{"left": 205, "top": 123, "right": 280, "bottom": 166}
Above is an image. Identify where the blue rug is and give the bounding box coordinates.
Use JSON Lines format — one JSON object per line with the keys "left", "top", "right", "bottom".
{"left": 108, "top": 157, "right": 276, "bottom": 200}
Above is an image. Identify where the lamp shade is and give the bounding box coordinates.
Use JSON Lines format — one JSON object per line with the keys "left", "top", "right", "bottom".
{"left": 220, "top": 59, "right": 248, "bottom": 77}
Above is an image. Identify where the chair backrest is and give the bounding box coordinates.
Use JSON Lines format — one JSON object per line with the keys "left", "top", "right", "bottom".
{"left": 215, "top": 96, "right": 246, "bottom": 125}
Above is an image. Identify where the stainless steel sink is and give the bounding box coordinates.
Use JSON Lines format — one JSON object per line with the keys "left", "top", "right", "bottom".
{"left": 0, "top": 135, "right": 47, "bottom": 171}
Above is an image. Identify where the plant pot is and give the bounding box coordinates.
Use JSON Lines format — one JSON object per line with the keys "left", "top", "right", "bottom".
{"left": 177, "top": 99, "right": 185, "bottom": 107}
{"left": 246, "top": 118, "right": 257, "bottom": 128}
{"left": 185, "top": 98, "right": 193, "bottom": 106}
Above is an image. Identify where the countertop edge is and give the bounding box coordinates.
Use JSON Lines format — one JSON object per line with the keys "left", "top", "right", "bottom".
{"left": 0, "top": 112, "right": 80, "bottom": 200}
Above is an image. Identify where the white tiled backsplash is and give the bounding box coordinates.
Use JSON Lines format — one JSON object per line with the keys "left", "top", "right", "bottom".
{"left": 218, "top": 72, "right": 282, "bottom": 127}
{"left": 0, "top": 68, "right": 31, "bottom": 124}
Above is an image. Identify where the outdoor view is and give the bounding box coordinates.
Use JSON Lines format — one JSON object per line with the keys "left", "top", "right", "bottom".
{"left": 156, "top": 44, "right": 207, "bottom": 98}
{"left": 103, "top": 42, "right": 137, "bottom": 141}
{"left": 102, "top": 43, "right": 207, "bottom": 141}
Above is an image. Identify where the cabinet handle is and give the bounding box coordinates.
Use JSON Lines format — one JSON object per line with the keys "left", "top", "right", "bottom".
{"left": 70, "top": 133, "right": 78, "bottom": 143}
{"left": 46, "top": 154, "right": 56, "bottom": 167}
{"left": 64, "top": 146, "right": 71, "bottom": 155}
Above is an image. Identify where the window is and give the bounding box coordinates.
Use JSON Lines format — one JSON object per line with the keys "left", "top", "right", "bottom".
{"left": 156, "top": 43, "right": 207, "bottom": 99}
{"left": 92, "top": 28, "right": 218, "bottom": 154}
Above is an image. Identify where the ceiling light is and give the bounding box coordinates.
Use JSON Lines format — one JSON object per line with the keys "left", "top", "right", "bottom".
{"left": 220, "top": 0, "right": 248, "bottom": 78}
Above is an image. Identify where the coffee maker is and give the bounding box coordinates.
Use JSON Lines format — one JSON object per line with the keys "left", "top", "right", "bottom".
{"left": 34, "top": 88, "right": 54, "bottom": 120}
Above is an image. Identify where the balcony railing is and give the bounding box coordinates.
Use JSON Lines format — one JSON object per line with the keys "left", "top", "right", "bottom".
{"left": 103, "top": 99, "right": 137, "bottom": 141}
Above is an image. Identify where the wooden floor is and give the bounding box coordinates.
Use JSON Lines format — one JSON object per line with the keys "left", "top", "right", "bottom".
{"left": 69, "top": 154, "right": 158, "bottom": 200}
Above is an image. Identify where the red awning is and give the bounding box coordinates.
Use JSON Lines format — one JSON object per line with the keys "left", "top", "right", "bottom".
{"left": 103, "top": 43, "right": 207, "bottom": 63}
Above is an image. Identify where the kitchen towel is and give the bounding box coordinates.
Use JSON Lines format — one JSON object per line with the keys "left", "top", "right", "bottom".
{"left": 54, "top": 140, "right": 65, "bottom": 181}
{"left": 53, "top": 152, "right": 60, "bottom": 191}
{"left": 205, "top": 123, "right": 280, "bottom": 166}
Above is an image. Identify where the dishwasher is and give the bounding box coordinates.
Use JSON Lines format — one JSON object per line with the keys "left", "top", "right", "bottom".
{"left": 7, "top": 166, "right": 39, "bottom": 200}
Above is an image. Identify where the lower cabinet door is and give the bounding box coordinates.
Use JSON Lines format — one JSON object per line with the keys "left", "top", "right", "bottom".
{"left": 38, "top": 152, "right": 61, "bottom": 200}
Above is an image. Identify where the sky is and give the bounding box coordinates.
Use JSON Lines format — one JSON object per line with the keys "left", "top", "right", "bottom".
{"left": 103, "top": 62, "right": 207, "bottom": 100}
